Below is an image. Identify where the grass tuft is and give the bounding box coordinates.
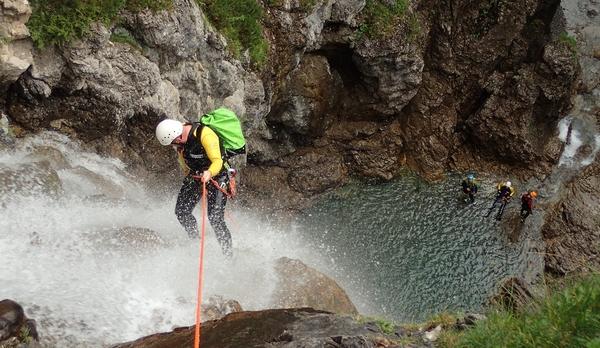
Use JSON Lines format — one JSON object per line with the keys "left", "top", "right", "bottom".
{"left": 27, "top": 0, "right": 173, "bottom": 49}
{"left": 447, "top": 274, "right": 600, "bottom": 348}
{"left": 357, "top": 0, "right": 409, "bottom": 39}
{"left": 197, "top": 0, "right": 268, "bottom": 66}
{"left": 558, "top": 32, "right": 577, "bottom": 53}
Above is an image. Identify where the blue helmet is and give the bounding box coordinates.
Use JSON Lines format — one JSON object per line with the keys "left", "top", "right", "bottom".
{"left": 467, "top": 174, "right": 475, "bottom": 181}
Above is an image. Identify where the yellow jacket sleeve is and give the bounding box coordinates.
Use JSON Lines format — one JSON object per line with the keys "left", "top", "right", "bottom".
{"left": 200, "top": 126, "right": 223, "bottom": 177}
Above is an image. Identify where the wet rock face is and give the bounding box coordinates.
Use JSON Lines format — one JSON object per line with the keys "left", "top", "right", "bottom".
{"left": 541, "top": 159, "right": 600, "bottom": 275}
{"left": 403, "top": 0, "right": 577, "bottom": 177}
{"left": 537, "top": 0, "right": 600, "bottom": 276}
{"left": 113, "top": 308, "right": 414, "bottom": 348}
{"left": 0, "top": 299, "right": 38, "bottom": 344}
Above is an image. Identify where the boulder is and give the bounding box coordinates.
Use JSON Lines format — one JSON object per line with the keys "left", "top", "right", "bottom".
{"left": 272, "top": 257, "right": 358, "bottom": 315}
{"left": 0, "top": 299, "right": 38, "bottom": 344}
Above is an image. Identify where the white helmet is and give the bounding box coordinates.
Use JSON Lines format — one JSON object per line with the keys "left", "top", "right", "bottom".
{"left": 506, "top": 181, "right": 512, "bottom": 187}
{"left": 156, "top": 119, "right": 183, "bottom": 146}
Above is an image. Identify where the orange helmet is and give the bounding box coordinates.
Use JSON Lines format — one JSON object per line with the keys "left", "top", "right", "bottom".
{"left": 530, "top": 191, "right": 538, "bottom": 198}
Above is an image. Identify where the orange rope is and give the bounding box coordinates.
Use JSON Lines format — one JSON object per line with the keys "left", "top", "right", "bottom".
{"left": 194, "top": 180, "right": 208, "bottom": 348}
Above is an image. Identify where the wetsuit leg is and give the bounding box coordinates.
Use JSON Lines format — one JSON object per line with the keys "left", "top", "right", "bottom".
{"left": 486, "top": 197, "right": 501, "bottom": 217}
{"left": 496, "top": 199, "right": 509, "bottom": 220}
{"left": 520, "top": 204, "right": 531, "bottom": 222}
{"left": 207, "top": 174, "right": 232, "bottom": 257}
{"left": 469, "top": 193, "right": 475, "bottom": 203}
{"left": 175, "top": 176, "right": 201, "bottom": 238}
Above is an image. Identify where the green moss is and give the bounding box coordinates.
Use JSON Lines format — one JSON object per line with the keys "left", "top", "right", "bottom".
{"left": 27, "top": 0, "right": 173, "bottom": 49}
{"left": 559, "top": 32, "right": 577, "bottom": 53}
{"left": 197, "top": 0, "right": 268, "bottom": 66}
{"left": 266, "top": 0, "right": 284, "bottom": 7}
{"left": 299, "top": 0, "right": 317, "bottom": 11}
{"left": 125, "top": 0, "right": 172, "bottom": 11}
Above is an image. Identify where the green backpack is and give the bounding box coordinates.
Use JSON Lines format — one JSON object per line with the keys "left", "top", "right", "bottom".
{"left": 199, "top": 107, "right": 246, "bottom": 158}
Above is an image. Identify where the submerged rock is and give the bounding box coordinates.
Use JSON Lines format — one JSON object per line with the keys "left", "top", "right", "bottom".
{"left": 0, "top": 161, "right": 63, "bottom": 198}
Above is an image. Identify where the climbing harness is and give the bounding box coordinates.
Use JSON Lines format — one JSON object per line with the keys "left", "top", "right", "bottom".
{"left": 193, "top": 168, "right": 237, "bottom": 199}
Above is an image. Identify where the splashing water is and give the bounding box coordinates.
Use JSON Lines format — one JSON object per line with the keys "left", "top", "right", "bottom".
{"left": 557, "top": 115, "right": 600, "bottom": 169}
{"left": 0, "top": 132, "right": 341, "bottom": 347}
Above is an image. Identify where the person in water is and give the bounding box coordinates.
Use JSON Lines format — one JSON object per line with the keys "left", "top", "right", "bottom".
{"left": 486, "top": 181, "right": 515, "bottom": 221}
{"left": 461, "top": 174, "right": 478, "bottom": 204}
{"left": 155, "top": 118, "right": 232, "bottom": 257}
{"left": 520, "top": 190, "right": 537, "bottom": 223}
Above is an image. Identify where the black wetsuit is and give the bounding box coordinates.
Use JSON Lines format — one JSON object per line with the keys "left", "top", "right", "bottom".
{"left": 461, "top": 180, "right": 478, "bottom": 203}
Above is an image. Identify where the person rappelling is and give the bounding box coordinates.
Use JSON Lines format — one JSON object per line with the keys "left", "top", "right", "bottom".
{"left": 485, "top": 181, "right": 515, "bottom": 221}
{"left": 461, "top": 174, "right": 478, "bottom": 204}
{"left": 155, "top": 108, "right": 246, "bottom": 257}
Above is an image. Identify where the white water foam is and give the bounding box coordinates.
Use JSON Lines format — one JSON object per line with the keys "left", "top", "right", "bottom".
{"left": 0, "top": 132, "right": 355, "bottom": 347}
{"left": 557, "top": 116, "right": 599, "bottom": 168}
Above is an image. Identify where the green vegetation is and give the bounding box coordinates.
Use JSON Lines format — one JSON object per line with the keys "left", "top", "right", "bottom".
{"left": 357, "top": 315, "right": 397, "bottom": 334}
{"left": 439, "top": 274, "right": 600, "bottom": 348}
{"left": 197, "top": 0, "right": 268, "bottom": 65}
{"left": 356, "top": 0, "right": 409, "bottom": 39}
{"left": 125, "top": 0, "right": 172, "bottom": 12}
{"left": 27, "top": 0, "right": 172, "bottom": 49}
{"left": 299, "top": 0, "right": 317, "bottom": 11}
{"left": 110, "top": 30, "right": 142, "bottom": 51}
{"left": 559, "top": 32, "right": 577, "bottom": 53}
{"left": 18, "top": 326, "right": 32, "bottom": 344}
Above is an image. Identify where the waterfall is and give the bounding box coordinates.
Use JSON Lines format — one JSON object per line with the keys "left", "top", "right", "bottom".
{"left": 0, "top": 132, "right": 342, "bottom": 347}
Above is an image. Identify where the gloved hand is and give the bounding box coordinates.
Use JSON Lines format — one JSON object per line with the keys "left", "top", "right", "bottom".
{"left": 201, "top": 170, "right": 212, "bottom": 183}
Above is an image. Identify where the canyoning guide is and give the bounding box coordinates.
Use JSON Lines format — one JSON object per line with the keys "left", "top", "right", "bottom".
{"left": 155, "top": 108, "right": 245, "bottom": 257}
{"left": 486, "top": 181, "right": 516, "bottom": 221}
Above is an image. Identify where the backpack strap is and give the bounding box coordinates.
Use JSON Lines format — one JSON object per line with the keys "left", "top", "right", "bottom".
{"left": 193, "top": 122, "right": 229, "bottom": 163}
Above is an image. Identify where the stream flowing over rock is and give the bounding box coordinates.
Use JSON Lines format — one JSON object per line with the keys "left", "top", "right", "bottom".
{"left": 538, "top": 0, "right": 600, "bottom": 275}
